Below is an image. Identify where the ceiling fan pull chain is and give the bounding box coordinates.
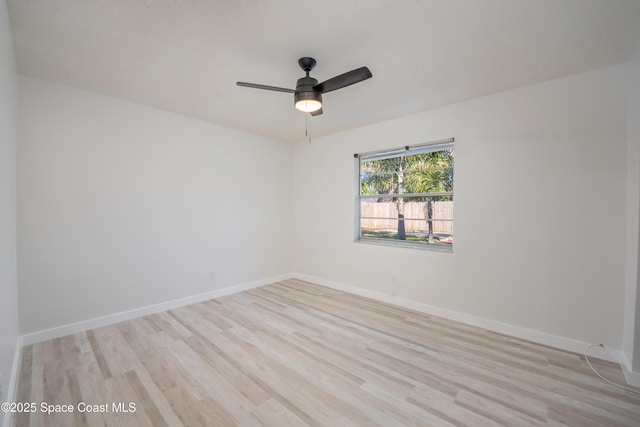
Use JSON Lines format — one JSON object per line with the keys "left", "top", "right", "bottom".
{"left": 306, "top": 113, "right": 312, "bottom": 143}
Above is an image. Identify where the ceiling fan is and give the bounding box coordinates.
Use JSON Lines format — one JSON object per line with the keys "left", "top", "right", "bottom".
{"left": 237, "top": 57, "right": 372, "bottom": 116}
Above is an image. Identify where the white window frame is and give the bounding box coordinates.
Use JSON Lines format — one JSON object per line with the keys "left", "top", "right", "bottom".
{"left": 354, "top": 138, "right": 454, "bottom": 251}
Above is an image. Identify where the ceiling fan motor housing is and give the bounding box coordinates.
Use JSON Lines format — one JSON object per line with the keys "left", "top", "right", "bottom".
{"left": 294, "top": 76, "right": 322, "bottom": 107}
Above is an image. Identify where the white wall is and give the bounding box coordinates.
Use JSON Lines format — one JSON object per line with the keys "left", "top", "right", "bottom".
{"left": 624, "top": 38, "right": 640, "bottom": 378}
{"left": 17, "top": 77, "right": 292, "bottom": 334}
{"left": 0, "top": 0, "right": 19, "bottom": 424}
{"left": 292, "top": 64, "right": 628, "bottom": 351}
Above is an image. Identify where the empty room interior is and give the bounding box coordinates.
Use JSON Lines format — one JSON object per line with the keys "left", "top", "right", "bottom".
{"left": 3, "top": 0, "right": 640, "bottom": 426}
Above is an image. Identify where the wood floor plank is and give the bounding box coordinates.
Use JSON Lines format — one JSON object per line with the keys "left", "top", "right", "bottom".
{"left": 454, "top": 389, "right": 546, "bottom": 426}
{"left": 73, "top": 361, "right": 116, "bottom": 427}
{"left": 184, "top": 334, "right": 271, "bottom": 406}
{"left": 254, "top": 397, "right": 310, "bottom": 427}
{"left": 124, "top": 369, "right": 171, "bottom": 427}
{"left": 14, "top": 279, "right": 640, "bottom": 426}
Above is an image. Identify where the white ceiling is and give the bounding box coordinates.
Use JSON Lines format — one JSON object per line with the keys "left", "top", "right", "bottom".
{"left": 7, "top": 0, "right": 640, "bottom": 143}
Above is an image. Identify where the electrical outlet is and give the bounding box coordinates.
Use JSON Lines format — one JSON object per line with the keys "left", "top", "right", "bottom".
{"left": 391, "top": 273, "right": 397, "bottom": 283}
{"left": 209, "top": 271, "right": 216, "bottom": 280}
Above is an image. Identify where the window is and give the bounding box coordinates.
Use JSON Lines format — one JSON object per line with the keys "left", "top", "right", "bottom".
{"left": 355, "top": 138, "right": 454, "bottom": 250}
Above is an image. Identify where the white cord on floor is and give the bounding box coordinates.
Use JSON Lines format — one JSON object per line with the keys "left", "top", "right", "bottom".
{"left": 585, "top": 344, "right": 640, "bottom": 394}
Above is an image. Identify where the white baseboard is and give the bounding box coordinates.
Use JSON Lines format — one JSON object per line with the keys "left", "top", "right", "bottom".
{"left": 292, "top": 273, "right": 624, "bottom": 364}
{"left": 620, "top": 353, "right": 640, "bottom": 388}
{"left": 2, "top": 335, "right": 22, "bottom": 427}
{"left": 21, "top": 273, "right": 293, "bottom": 346}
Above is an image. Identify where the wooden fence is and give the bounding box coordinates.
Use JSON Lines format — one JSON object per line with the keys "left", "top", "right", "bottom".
{"left": 361, "top": 201, "right": 453, "bottom": 234}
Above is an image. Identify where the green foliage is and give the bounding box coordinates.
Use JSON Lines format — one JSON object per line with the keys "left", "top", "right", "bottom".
{"left": 360, "top": 157, "right": 402, "bottom": 197}
{"left": 360, "top": 149, "right": 454, "bottom": 198}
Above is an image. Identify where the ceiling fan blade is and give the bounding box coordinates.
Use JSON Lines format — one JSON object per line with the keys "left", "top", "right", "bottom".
{"left": 313, "top": 66, "right": 372, "bottom": 94}
{"left": 236, "top": 82, "right": 295, "bottom": 94}
{"left": 310, "top": 107, "right": 323, "bottom": 116}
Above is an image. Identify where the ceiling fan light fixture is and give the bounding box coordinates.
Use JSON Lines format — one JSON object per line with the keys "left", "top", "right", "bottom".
{"left": 294, "top": 91, "right": 322, "bottom": 113}
{"left": 295, "top": 99, "right": 322, "bottom": 113}
{"left": 237, "top": 57, "right": 372, "bottom": 118}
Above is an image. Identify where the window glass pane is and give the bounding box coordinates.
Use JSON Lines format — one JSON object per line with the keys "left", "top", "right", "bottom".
{"left": 360, "top": 198, "right": 453, "bottom": 245}
{"left": 357, "top": 144, "right": 454, "bottom": 248}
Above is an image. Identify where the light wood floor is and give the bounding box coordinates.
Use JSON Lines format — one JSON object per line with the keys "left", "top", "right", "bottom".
{"left": 14, "top": 279, "right": 640, "bottom": 426}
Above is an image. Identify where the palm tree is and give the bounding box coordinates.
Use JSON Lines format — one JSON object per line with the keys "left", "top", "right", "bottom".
{"left": 404, "top": 150, "right": 454, "bottom": 242}
{"left": 360, "top": 149, "right": 454, "bottom": 243}
{"left": 360, "top": 156, "right": 408, "bottom": 239}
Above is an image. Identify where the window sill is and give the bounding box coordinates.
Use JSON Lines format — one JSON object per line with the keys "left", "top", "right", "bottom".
{"left": 354, "top": 237, "right": 453, "bottom": 252}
